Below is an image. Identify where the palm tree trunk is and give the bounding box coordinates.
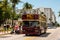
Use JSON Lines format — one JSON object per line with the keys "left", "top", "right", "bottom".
{"left": 12, "top": 3, "right": 16, "bottom": 26}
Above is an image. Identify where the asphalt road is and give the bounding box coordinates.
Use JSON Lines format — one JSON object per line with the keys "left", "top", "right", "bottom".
{"left": 0, "top": 27, "right": 60, "bottom": 40}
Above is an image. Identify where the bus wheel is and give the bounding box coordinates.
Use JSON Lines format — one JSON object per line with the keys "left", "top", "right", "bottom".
{"left": 43, "top": 29, "right": 46, "bottom": 34}
{"left": 38, "top": 31, "right": 41, "bottom": 36}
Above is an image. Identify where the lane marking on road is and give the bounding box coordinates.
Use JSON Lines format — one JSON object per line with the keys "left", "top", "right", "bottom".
{"left": 24, "top": 37, "right": 31, "bottom": 40}
{"left": 24, "top": 37, "right": 36, "bottom": 40}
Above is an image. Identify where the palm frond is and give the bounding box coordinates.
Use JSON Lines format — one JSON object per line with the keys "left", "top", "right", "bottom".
{"left": 10, "top": 0, "right": 21, "bottom": 4}
{"left": 23, "top": 2, "right": 32, "bottom": 10}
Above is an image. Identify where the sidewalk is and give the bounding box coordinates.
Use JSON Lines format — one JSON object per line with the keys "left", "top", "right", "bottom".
{"left": 0, "top": 34, "right": 25, "bottom": 40}
{"left": 0, "top": 31, "right": 11, "bottom": 35}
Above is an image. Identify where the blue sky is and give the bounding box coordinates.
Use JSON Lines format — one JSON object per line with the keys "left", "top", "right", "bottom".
{"left": 16, "top": 0, "right": 60, "bottom": 24}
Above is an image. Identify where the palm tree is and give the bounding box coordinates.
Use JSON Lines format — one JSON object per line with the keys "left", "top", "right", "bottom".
{"left": 23, "top": 2, "right": 32, "bottom": 10}
{"left": 10, "top": 0, "right": 21, "bottom": 11}
{"left": 10, "top": 0, "right": 21, "bottom": 18}
{"left": 1, "top": 0, "right": 8, "bottom": 24}
{"left": 22, "top": 2, "right": 33, "bottom": 14}
{"left": 59, "top": 11, "right": 60, "bottom": 16}
{"left": 10, "top": 0, "right": 21, "bottom": 25}
{"left": 41, "top": 12, "right": 44, "bottom": 14}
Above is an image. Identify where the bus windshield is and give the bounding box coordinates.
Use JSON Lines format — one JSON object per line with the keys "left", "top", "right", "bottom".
{"left": 23, "top": 21, "right": 39, "bottom": 27}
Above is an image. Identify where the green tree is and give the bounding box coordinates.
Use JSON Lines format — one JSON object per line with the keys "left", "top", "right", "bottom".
{"left": 0, "top": 7, "right": 4, "bottom": 25}
{"left": 41, "top": 12, "right": 46, "bottom": 16}
{"left": 0, "top": 0, "right": 12, "bottom": 25}
{"left": 14, "top": 14, "right": 20, "bottom": 20}
{"left": 10, "top": 0, "right": 21, "bottom": 19}
{"left": 41, "top": 12, "right": 44, "bottom": 14}
{"left": 0, "top": 1, "right": 6, "bottom": 25}
{"left": 23, "top": 2, "right": 32, "bottom": 10}
{"left": 10, "top": 0, "right": 21, "bottom": 25}
{"left": 59, "top": 11, "right": 60, "bottom": 16}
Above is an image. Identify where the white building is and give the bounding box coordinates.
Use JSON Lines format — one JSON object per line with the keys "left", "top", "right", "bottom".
{"left": 39, "top": 8, "right": 56, "bottom": 26}
{"left": 52, "top": 12, "right": 56, "bottom": 23}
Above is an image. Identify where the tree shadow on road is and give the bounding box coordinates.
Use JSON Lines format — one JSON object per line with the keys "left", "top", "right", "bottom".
{"left": 25, "top": 33, "right": 51, "bottom": 37}
{"left": 48, "top": 27, "right": 57, "bottom": 29}
{"left": 39, "top": 33, "right": 51, "bottom": 37}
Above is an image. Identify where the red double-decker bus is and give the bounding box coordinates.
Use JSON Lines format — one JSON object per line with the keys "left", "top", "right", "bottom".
{"left": 22, "top": 14, "right": 47, "bottom": 35}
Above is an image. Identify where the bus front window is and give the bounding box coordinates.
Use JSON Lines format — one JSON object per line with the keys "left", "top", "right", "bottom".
{"left": 29, "top": 21, "right": 39, "bottom": 27}
{"left": 23, "top": 21, "right": 39, "bottom": 27}
{"left": 23, "top": 21, "right": 29, "bottom": 27}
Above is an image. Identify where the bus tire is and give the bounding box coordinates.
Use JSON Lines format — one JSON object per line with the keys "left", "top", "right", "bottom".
{"left": 44, "top": 29, "right": 47, "bottom": 34}
{"left": 38, "top": 30, "right": 41, "bottom": 36}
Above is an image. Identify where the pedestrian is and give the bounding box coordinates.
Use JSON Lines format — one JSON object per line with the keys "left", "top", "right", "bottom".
{"left": 4, "top": 24, "right": 7, "bottom": 33}
{"left": 10, "top": 25, "right": 15, "bottom": 34}
{"left": 6, "top": 24, "right": 10, "bottom": 33}
{"left": 14, "top": 24, "right": 20, "bottom": 34}
{"left": 19, "top": 23, "right": 22, "bottom": 34}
